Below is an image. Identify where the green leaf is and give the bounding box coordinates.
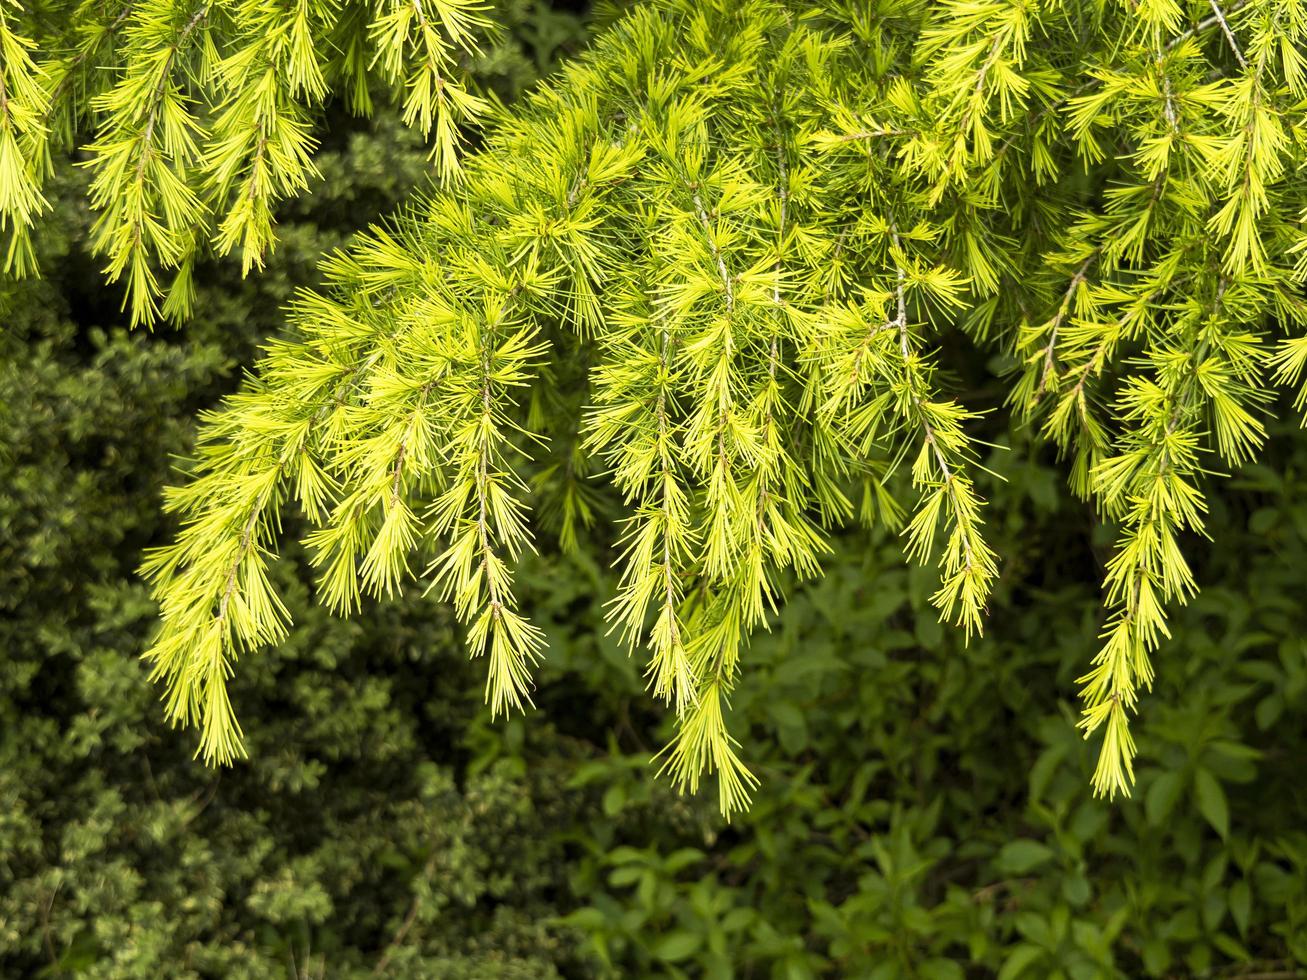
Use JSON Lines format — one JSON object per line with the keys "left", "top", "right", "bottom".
{"left": 1194, "top": 769, "right": 1230, "bottom": 840}
{"left": 1141, "top": 938, "right": 1171, "bottom": 975}
{"left": 1061, "top": 873, "right": 1091, "bottom": 907}
{"left": 663, "top": 848, "right": 704, "bottom": 874}
{"left": 997, "top": 944, "right": 1045, "bottom": 980}
{"left": 602, "top": 784, "right": 626, "bottom": 817}
{"left": 652, "top": 931, "right": 702, "bottom": 963}
{"left": 994, "top": 839, "right": 1055, "bottom": 875}
{"left": 919, "top": 958, "right": 965, "bottom": 980}
{"left": 608, "top": 865, "right": 643, "bottom": 888}
{"left": 1229, "top": 880, "right": 1251, "bottom": 937}
{"left": 1145, "top": 770, "right": 1184, "bottom": 826}
{"left": 769, "top": 700, "right": 805, "bottom": 732}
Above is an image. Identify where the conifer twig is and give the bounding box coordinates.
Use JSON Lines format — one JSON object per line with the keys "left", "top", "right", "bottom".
{"left": 1165, "top": 0, "right": 1250, "bottom": 53}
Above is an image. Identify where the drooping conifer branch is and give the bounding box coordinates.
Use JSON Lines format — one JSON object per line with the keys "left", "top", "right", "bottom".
{"left": 117, "top": 0, "right": 1307, "bottom": 812}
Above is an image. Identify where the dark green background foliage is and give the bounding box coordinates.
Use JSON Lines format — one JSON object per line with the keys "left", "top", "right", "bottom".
{"left": 3, "top": 4, "right": 1307, "bottom": 979}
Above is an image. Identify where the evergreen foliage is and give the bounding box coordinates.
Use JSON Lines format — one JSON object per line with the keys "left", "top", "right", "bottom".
{"left": 133, "top": 0, "right": 1307, "bottom": 812}
{"left": 5, "top": 23, "right": 1307, "bottom": 974}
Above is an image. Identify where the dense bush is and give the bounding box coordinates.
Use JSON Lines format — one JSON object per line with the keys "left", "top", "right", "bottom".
{"left": 4, "top": 1, "right": 1307, "bottom": 978}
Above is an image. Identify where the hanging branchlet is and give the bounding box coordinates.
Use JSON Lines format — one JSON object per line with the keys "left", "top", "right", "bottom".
{"left": 81, "top": 0, "right": 213, "bottom": 326}
{"left": 0, "top": 0, "right": 136, "bottom": 273}
{"left": 913, "top": 0, "right": 1044, "bottom": 197}
{"left": 0, "top": 0, "right": 49, "bottom": 274}
{"left": 204, "top": 0, "right": 330, "bottom": 282}
{"left": 423, "top": 285, "right": 548, "bottom": 717}
{"left": 141, "top": 228, "right": 432, "bottom": 761}
{"left": 588, "top": 296, "right": 700, "bottom": 716}
{"left": 813, "top": 221, "right": 996, "bottom": 639}
{"left": 137, "top": 0, "right": 1307, "bottom": 812}
{"left": 1019, "top": 0, "right": 1306, "bottom": 794}
{"left": 2, "top": 0, "right": 493, "bottom": 321}
{"left": 368, "top": 0, "right": 491, "bottom": 176}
